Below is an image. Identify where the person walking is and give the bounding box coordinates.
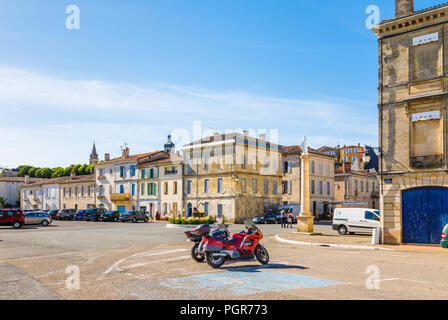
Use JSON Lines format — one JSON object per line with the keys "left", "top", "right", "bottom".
{"left": 287, "top": 210, "right": 294, "bottom": 228}
{"left": 280, "top": 208, "right": 286, "bottom": 228}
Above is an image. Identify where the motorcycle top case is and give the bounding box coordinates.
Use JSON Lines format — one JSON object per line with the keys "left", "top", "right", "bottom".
{"left": 193, "top": 224, "right": 210, "bottom": 236}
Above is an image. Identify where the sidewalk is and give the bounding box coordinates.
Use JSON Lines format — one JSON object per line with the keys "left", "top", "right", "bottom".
{"left": 276, "top": 232, "right": 448, "bottom": 253}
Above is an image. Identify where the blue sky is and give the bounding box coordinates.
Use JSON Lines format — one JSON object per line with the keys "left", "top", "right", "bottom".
{"left": 1, "top": 0, "right": 446, "bottom": 168}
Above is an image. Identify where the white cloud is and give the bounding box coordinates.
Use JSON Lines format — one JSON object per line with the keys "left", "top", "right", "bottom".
{"left": 0, "top": 66, "right": 378, "bottom": 167}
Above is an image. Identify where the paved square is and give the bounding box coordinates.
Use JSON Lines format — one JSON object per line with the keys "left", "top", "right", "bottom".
{"left": 161, "top": 270, "right": 341, "bottom": 295}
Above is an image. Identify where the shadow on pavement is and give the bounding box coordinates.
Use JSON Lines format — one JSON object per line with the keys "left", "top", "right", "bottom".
{"left": 221, "top": 263, "right": 309, "bottom": 273}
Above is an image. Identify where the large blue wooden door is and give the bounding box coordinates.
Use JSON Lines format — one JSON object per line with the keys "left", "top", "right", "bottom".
{"left": 402, "top": 187, "right": 448, "bottom": 244}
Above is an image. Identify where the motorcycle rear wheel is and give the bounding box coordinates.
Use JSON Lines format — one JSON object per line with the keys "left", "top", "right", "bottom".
{"left": 205, "top": 252, "right": 225, "bottom": 268}
{"left": 191, "top": 243, "right": 205, "bottom": 262}
{"left": 255, "top": 244, "right": 269, "bottom": 265}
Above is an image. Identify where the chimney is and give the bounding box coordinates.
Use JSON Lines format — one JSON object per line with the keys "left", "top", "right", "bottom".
{"left": 24, "top": 175, "right": 29, "bottom": 184}
{"left": 122, "top": 147, "right": 130, "bottom": 158}
{"left": 104, "top": 153, "right": 110, "bottom": 161}
{"left": 70, "top": 168, "right": 75, "bottom": 181}
{"left": 396, "top": 0, "right": 414, "bottom": 18}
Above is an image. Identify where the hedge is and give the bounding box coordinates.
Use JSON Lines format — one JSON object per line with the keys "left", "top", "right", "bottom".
{"left": 169, "top": 217, "right": 216, "bottom": 225}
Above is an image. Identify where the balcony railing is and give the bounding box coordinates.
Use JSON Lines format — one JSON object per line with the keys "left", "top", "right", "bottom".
{"left": 410, "top": 154, "right": 444, "bottom": 169}
{"left": 110, "top": 193, "right": 130, "bottom": 201}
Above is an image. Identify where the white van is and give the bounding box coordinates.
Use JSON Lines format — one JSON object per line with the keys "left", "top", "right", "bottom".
{"left": 332, "top": 208, "right": 380, "bottom": 235}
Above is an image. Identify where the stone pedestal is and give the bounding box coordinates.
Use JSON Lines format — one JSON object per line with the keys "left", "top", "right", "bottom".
{"left": 297, "top": 216, "right": 314, "bottom": 233}
{"left": 298, "top": 152, "right": 314, "bottom": 233}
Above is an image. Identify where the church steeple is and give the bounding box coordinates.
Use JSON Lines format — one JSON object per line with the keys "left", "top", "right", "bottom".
{"left": 164, "top": 134, "right": 175, "bottom": 154}
{"left": 90, "top": 141, "right": 99, "bottom": 165}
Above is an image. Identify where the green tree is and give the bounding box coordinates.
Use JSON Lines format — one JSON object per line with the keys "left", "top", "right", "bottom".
{"left": 28, "top": 167, "right": 39, "bottom": 178}
{"left": 51, "top": 167, "right": 64, "bottom": 178}
{"left": 78, "top": 164, "right": 88, "bottom": 175}
{"left": 17, "top": 165, "right": 33, "bottom": 177}
{"left": 41, "top": 168, "right": 53, "bottom": 179}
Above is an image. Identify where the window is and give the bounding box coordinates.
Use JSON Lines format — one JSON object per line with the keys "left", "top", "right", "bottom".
{"left": 141, "top": 169, "right": 146, "bottom": 179}
{"left": 204, "top": 157, "right": 209, "bottom": 171}
{"left": 204, "top": 179, "right": 209, "bottom": 194}
{"left": 149, "top": 168, "right": 155, "bottom": 178}
{"left": 311, "top": 180, "right": 315, "bottom": 194}
{"left": 412, "top": 117, "right": 442, "bottom": 156}
{"left": 165, "top": 167, "right": 177, "bottom": 175}
{"left": 132, "top": 184, "right": 135, "bottom": 197}
{"left": 204, "top": 202, "right": 209, "bottom": 216}
{"left": 99, "top": 168, "right": 104, "bottom": 176}
{"left": 164, "top": 182, "right": 168, "bottom": 194}
{"left": 366, "top": 182, "right": 369, "bottom": 193}
{"left": 326, "top": 164, "right": 330, "bottom": 176}
{"left": 310, "top": 161, "right": 315, "bottom": 174}
{"left": 141, "top": 183, "right": 145, "bottom": 196}
{"left": 365, "top": 211, "right": 380, "bottom": 221}
{"left": 120, "top": 185, "right": 124, "bottom": 194}
{"left": 217, "top": 178, "right": 223, "bottom": 193}
{"left": 130, "top": 165, "right": 136, "bottom": 177}
{"left": 318, "top": 162, "right": 322, "bottom": 175}
{"left": 264, "top": 180, "right": 269, "bottom": 194}
{"left": 187, "top": 180, "right": 192, "bottom": 194}
{"left": 327, "top": 182, "right": 331, "bottom": 195}
{"left": 99, "top": 185, "right": 105, "bottom": 196}
{"left": 120, "top": 166, "right": 126, "bottom": 178}
{"left": 319, "top": 181, "right": 323, "bottom": 195}
{"left": 173, "top": 181, "right": 178, "bottom": 195}
{"left": 273, "top": 181, "right": 278, "bottom": 195}
{"left": 241, "top": 178, "right": 246, "bottom": 193}
{"left": 242, "top": 155, "right": 247, "bottom": 169}
{"left": 361, "top": 181, "right": 364, "bottom": 193}
{"left": 344, "top": 156, "right": 347, "bottom": 162}
{"left": 252, "top": 179, "right": 257, "bottom": 194}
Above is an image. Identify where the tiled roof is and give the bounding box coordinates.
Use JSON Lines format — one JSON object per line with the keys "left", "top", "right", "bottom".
{"left": 0, "top": 177, "right": 47, "bottom": 183}
{"left": 281, "top": 145, "right": 335, "bottom": 159}
{"left": 96, "top": 151, "right": 164, "bottom": 166}
{"left": 184, "top": 132, "right": 281, "bottom": 149}
{"left": 58, "top": 175, "right": 95, "bottom": 185}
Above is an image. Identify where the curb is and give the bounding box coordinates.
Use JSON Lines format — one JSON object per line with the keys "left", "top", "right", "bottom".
{"left": 166, "top": 224, "right": 218, "bottom": 229}
{"left": 274, "top": 234, "right": 394, "bottom": 251}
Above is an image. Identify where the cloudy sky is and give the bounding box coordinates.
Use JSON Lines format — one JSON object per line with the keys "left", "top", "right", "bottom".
{"left": 1, "top": 0, "right": 444, "bottom": 168}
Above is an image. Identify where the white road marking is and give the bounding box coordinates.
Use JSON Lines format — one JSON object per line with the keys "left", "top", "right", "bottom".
{"left": 98, "top": 248, "right": 189, "bottom": 280}
{"left": 122, "top": 256, "right": 190, "bottom": 270}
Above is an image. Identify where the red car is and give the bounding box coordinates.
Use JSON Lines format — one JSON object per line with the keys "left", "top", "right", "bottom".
{"left": 0, "top": 209, "right": 24, "bottom": 229}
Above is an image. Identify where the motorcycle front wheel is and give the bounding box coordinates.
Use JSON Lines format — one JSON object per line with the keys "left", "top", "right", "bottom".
{"left": 191, "top": 243, "right": 205, "bottom": 262}
{"left": 205, "top": 252, "right": 225, "bottom": 268}
{"left": 255, "top": 244, "right": 270, "bottom": 265}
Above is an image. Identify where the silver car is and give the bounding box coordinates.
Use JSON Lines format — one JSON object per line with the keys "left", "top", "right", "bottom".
{"left": 24, "top": 212, "right": 52, "bottom": 227}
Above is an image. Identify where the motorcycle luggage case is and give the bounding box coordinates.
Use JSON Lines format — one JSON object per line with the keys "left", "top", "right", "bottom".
{"left": 194, "top": 224, "right": 210, "bottom": 236}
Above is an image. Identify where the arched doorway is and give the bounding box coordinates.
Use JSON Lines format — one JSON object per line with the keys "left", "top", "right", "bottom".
{"left": 402, "top": 186, "right": 448, "bottom": 244}
{"left": 187, "top": 203, "right": 192, "bottom": 217}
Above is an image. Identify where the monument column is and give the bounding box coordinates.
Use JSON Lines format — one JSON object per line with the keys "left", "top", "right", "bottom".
{"left": 297, "top": 152, "right": 315, "bottom": 233}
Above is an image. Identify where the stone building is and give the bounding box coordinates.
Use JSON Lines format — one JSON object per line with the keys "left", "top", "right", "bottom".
{"left": 1, "top": 176, "right": 42, "bottom": 208}
{"left": 373, "top": 0, "right": 448, "bottom": 244}
{"left": 334, "top": 163, "right": 380, "bottom": 209}
{"left": 281, "top": 146, "right": 335, "bottom": 218}
{"left": 95, "top": 147, "right": 160, "bottom": 212}
{"left": 182, "top": 131, "right": 283, "bottom": 223}
{"left": 59, "top": 174, "right": 95, "bottom": 210}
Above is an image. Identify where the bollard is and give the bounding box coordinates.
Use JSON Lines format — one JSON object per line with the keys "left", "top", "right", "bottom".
{"left": 372, "top": 228, "right": 380, "bottom": 245}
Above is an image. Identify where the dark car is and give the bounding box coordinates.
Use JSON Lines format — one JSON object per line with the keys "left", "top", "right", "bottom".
{"left": 263, "top": 212, "right": 282, "bottom": 224}
{"left": 48, "top": 209, "right": 60, "bottom": 219}
{"left": 58, "top": 209, "right": 76, "bottom": 220}
{"left": 0, "top": 209, "right": 24, "bottom": 229}
{"left": 74, "top": 210, "right": 87, "bottom": 221}
{"left": 84, "top": 208, "right": 106, "bottom": 222}
{"left": 100, "top": 210, "right": 120, "bottom": 222}
{"left": 119, "top": 210, "right": 149, "bottom": 223}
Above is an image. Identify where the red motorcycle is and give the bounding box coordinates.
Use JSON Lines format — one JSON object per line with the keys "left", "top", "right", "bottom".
{"left": 185, "top": 224, "right": 231, "bottom": 263}
{"left": 203, "top": 222, "right": 269, "bottom": 268}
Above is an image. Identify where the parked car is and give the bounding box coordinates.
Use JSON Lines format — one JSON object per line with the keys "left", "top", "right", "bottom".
{"left": 74, "top": 210, "right": 87, "bottom": 221}
{"left": 252, "top": 212, "right": 282, "bottom": 224}
{"left": 119, "top": 210, "right": 149, "bottom": 223}
{"left": 58, "top": 209, "right": 76, "bottom": 221}
{"left": 48, "top": 209, "right": 60, "bottom": 219}
{"left": 332, "top": 208, "right": 380, "bottom": 235}
{"left": 24, "top": 212, "right": 52, "bottom": 226}
{"left": 84, "top": 208, "right": 107, "bottom": 222}
{"left": 0, "top": 209, "right": 24, "bottom": 229}
{"left": 100, "top": 210, "right": 120, "bottom": 222}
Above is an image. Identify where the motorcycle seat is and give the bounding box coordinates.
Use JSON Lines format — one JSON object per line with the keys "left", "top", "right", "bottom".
{"left": 222, "top": 238, "right": 239, "bottom": 245}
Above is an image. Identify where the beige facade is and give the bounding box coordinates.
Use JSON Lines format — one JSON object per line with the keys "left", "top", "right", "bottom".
{"left": 158, "top": 155, "right": 183, "bottom": 218}
{"left": 334, "top": 169, "right": 380, "bottom": 209}
{"left": 282, "top": 146, "right": 335, "bottom": 217}
{"left": 21, "top": 183, "right": 44, "bottom": 210}
{"left": 183, "top": 132, "right": 283, "bottom": 223}
{"left": 373, "top": 1, "right": 448, "bottom": 244}
{"left": 59, "top": 175, "right": 95, "bottom": 210}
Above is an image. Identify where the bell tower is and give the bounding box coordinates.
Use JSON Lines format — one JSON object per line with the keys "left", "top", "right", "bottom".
{"left": 89, "top": 141, "right": 99, "bottom": 165}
